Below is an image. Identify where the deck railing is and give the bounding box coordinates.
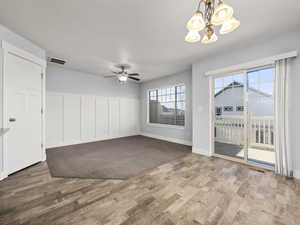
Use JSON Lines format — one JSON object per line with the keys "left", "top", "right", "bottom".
{"left": 215, "top": 115, "right": 274, "bottom": 150}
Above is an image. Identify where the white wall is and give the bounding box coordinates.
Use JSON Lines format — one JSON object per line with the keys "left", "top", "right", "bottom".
{"left": 192, "top": 30, "right": 300, "bottom": 176}
{"left": 46, "top": 65, "right": 140, "bottom": 148}
{"left": 47, "top": 65, "right": 140, "bottom": 99}
{"left": 0, "top": 25, "right": 45, "bottom": 60}
{"left": 140, "top": 70, "right": 192, "bottom": 145}
{"left": 46, "top": 92, "right": 139, "bottom": 148}
{"left": 0, "top": 24, "right": 46, "bottom": 179}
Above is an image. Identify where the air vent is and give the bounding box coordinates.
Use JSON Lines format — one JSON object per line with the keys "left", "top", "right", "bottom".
{"left": 49, "top": 58, "right": 66, "bottom": 65}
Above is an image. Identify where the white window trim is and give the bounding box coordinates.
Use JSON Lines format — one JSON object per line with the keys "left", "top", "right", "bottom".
{"left": 205, "top": 51, "right": 297, "bottom": 77}
{"left": 146, "top": 83, "right": 186, "bottom": 129}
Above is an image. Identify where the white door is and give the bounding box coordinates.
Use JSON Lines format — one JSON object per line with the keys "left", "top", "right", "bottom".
{"left": 5, "top": 52, "right": 43, "bottom": 175}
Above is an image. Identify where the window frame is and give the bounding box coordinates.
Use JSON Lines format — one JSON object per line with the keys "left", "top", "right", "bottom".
{"left": 215, "top": 107, "right": 222, "bottom": 115}
{"left": 147, "top": 83, "right": 186, "bottom": 129}
{"left": 209, "top": 64, "right": 275, "bottom": 162}
{"left": 224, "top": 106, "right": 233, "bottom": 112}
{"left": 236, "top": 106, "right": 244, "bottom": 112}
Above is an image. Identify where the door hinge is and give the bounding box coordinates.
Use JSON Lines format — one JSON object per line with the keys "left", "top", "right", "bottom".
{"left": 41, "top": 108, "right": 44, "bottom": 114}
{"left": 41, "top": 73, "right": 44, "bottom": 79}
{"left": 41, "top": 143, "right": 44, "bottom": 148}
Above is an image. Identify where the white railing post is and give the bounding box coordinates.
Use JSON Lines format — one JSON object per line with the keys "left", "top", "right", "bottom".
{"left": 215, "top": 115, "right": 274, "bottom": 150}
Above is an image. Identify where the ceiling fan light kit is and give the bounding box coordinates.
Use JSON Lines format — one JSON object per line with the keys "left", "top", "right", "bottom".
{"left": 185, "top": 0, "right": 240, "bottom": 44}
{"left": 118, "top": 75, "right": 128, "bottom": 83}
{"left": 104, "top": 64, "right": 140, "bottom": 83}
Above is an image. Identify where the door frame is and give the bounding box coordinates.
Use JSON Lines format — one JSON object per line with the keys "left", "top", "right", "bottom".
{"left": 209, "top": 65, "right": 275, "bottom": 170}
{"left": 0, "top": 41, "right": 47, "bottom": 179}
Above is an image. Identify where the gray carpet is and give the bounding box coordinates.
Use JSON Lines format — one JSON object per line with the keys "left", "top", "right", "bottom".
{"left": 46, "top": 135, "right": 191, "bottom": 179}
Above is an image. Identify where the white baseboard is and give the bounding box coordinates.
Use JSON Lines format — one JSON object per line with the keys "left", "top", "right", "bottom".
{"left": 42, "top": 152, "right": 47, "bottom": 161}
{"left": 192, "top": 147, "right": 211, "bottom": 156}
{"left": 46, "top": 137, "right": 109, "bottom": 148}
{"left": 46, "top": 134, "right": 140, "bottom": 149}
{"left": 140, "top": 132, "right": 192, "bottom": 146}
{"left": 0, "top": 171, "right": 8, "bottom": 181}
{"left": 294, "top": 169, "right": 300, "bottom": 180}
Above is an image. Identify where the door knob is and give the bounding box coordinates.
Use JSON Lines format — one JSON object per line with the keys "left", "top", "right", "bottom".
{"left": 9, "top": 118, "right": 16, "bottom": 122}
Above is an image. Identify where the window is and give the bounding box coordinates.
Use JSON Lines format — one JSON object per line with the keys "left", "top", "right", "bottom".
{"left": 216, "top": 107, "right": 222, "bottom": 115}
{"left": 236, "top": 106, "right": 244, "bottom": 111}
{"left": 224, "top": 106, "right": 233, "bottom": 112}
{"left": 149, "top": 85, "right": 185, "bottom": 126}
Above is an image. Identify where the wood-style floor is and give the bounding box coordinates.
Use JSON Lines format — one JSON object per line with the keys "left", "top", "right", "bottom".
{"left": 0, "top": 153, "right": 299, "bottom": 225}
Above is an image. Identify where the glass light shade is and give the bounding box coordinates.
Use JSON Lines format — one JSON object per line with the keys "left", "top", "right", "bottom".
{"left": 220, "top": 17, "right": 240, "bottom": 34}
{"left": 211, "top": 2, "right": 234, "bottom": 25}
{"left": 118, "top": 75, "right": 128, "bottom": 82}
{"left": 202, "top": 33, "right": 218, "bottom": 44}
{"left": 185, "top": 31, "right": 201, "bottom": 43}
{"left": 186, "top": 11, "right": 205, "bottom": 31}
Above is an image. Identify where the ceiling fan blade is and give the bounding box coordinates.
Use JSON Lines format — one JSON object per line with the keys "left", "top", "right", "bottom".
{"left": 128, "top": 73, "right": 139, "bottom": 76}
{"left": 129, "top": 76, "right": 140, "bottom": 81}
{"left": 103, "top": 75, "right": 116, "bottom": 78}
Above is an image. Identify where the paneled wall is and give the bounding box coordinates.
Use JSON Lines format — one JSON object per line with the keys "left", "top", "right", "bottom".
{"left": 46, "top": 92, "right": 140, "bottom": 148}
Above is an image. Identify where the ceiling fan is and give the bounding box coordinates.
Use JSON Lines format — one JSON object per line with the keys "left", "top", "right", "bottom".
{"left": 104, "top": 64, "right": 140, "bottom": 83}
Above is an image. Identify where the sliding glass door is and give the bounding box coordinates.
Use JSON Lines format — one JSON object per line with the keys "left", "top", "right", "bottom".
{"left": 212, "top": 66, "right": 275, "bottom": 168}
{"left": 214, "top": 73, "right": 245, "bottom": 160}
{"left": 247, "top": 67, "right": 275, "bottom": 166}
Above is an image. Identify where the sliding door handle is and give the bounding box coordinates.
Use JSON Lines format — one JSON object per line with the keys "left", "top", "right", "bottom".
{"left": 9, "top": 118, "right": 16, "bottom": 122}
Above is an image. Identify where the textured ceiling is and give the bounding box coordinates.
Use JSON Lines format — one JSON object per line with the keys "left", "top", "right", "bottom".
{"left": 0, "top": 0, "right": 299, "bottom": 81}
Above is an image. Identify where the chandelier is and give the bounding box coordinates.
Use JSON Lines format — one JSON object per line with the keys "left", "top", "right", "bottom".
{"left": 185, "top": 0, "right": 240, "bottom": 44}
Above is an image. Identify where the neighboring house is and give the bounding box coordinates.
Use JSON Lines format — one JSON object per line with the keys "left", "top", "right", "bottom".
{"left": 149, "top": 100, "right": 185, "bottom": 125}
{"left": 215, "top": 82, "right": 273, "bottom": 116}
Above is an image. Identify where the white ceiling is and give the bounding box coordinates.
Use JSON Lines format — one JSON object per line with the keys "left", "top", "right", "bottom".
{"left": 0, "top": 0, "right": 299, "bottom": 81}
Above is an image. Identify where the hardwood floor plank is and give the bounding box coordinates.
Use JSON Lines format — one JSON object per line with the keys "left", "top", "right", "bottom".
{"left": 0, "top": 154, "right": 299, "bottom": 225}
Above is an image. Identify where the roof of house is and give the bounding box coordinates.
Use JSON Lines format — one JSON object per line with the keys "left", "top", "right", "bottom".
{"left": 215, "top": 81, "right": 272, "bottom": 97}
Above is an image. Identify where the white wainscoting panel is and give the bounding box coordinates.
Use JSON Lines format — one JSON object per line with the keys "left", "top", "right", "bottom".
{"left": 120, "top": 98, "right": 140, "bottom": 136}
{"left": 132, "top": 99, "right": 140, "bottom": 134}
{"left": 46, "top": 93, "right": 64, "bottom": 147}
{"left": 109, "top": 98, "right": 120, "bottom": 138}
{"left": 120, "top": 98, "right": 131, "bottom": 137}
{"left": 46, "top": 92, "right": 139, "bottom": 148}
{"left": 95, "top": 97, "right": 109, "bottom": 139}
{"left": 63, "top": 94, "right": 81, "bottom": 144}
{"left": 81, "top": 96, "right": 96, "bottom": 140}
